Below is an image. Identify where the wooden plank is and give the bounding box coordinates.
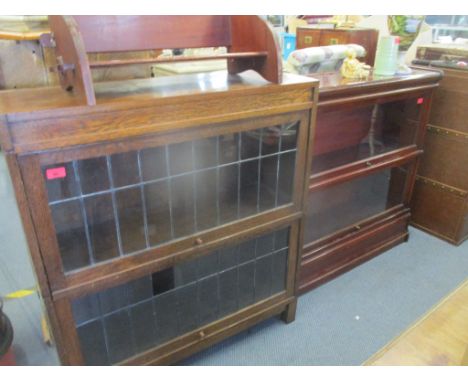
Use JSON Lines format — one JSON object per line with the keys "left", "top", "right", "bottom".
{"left": 73, "top": 16, "right": 231, "bottom": 52}
{"left": 9, "top": 89, "right": 312, "bottom": 155}
{"left": 365, "top": 278, "right": 468, "bottom": 366}
{"left": 0, "top": 71, "right": 316, "bottom": 116}
{"left": 48, "top": 16, "right": 96, "bottom": 105}
{"left": 2, "top": 153, "right": 70, "bottom": 364}
{"left": 228, "top": 16, "right": 282, "bottom": 84}
{"left": 309, "top": 147, "right": 422, "bottom": 192}
{"left": 89, "top": 52, "right": 268, "bottom": 68}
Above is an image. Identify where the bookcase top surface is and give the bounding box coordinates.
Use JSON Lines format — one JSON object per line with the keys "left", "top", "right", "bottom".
{"left": 308, "top": 68, "right": 442, "bottom": 101}
{"left": 0, "top": 70, "right": 317, "bottom": 116}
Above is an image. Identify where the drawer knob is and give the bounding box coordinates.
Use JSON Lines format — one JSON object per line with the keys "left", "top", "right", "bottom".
{"left": 366, "top": 161, "right": 373, "bottom": 167}
{"left": 355, "top": 225, "right": 361, "bottom": 230}
{"left": 199, "top": 330, "right": 205, "bottom": 339}
{"left": 194, "top": 237, "right": 203, "bottom": 245}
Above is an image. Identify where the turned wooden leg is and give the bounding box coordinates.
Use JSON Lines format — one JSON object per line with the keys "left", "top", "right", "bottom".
{"left": 281, "top": 299, "right": 297, "bottom": 324}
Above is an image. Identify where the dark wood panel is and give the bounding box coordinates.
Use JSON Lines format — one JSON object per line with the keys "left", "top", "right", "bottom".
{"left": 47, "top": 16, "right": 283, "bottom": 105}
{"left": 300, "top": 211, "right": 410, "bottom": 293}
{"left": 411, "top": 177, "right": 468, "bottom": 245}
{"left": 409, "top": 60, "right": 467, "bottom": 245}
{"left": 300, "top": 68, "right": 440, "bottom": 294}
{"left": 73, "top": 16, "right": 232, "bottom": 52}
{"left": 430, "top": 86, "right": 468, "bottom": 134}
{"left": 419, "top": 127, "right": 468, "bottom": 190}
{"left": 309, "top": 146, "right": 421, "bottom": 192}
{"left": 227, "top": 16, "right": 283, "bottom": 84}
{"left": 89, "top": 51, "right": 267, "bottom": 68}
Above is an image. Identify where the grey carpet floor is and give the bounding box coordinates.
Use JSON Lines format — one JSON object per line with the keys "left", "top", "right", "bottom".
{"left": 1, "top": 152, "right": 467, "bottom": 365}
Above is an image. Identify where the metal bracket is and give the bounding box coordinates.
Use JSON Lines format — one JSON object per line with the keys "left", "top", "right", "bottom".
{"left": 427, "top": 124, "right": 468, "bottom": 140}
{"left": 39, "top": 32, "right": 56, "bottom": 48}
{"left": 416, "top": 175, "right": 467, "bottom": 198}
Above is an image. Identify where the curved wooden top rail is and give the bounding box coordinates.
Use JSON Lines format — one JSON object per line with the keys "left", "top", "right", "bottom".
{"left": 47, "top": 15, "right": 282, "bottom": 106}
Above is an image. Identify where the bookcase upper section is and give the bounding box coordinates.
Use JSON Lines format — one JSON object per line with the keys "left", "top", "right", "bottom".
{"left": 44, "top": 16, "right": 283, "bottom": 105}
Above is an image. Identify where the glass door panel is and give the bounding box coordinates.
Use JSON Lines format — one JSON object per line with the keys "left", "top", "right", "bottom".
{"left": 43, "top": 121, "right": 299, "bottom": 273}
{"left": 304, "top": 165, "right": 409, "bottom": 244}
{"left": 71, "top": 226, "right": 290, "bottom": 365}
{"left": 311, "top": 98, "right": 423, "bottom": 175}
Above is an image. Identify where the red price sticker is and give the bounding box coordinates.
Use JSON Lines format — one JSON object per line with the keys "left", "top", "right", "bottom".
{"left": 417, "top": 97, "right": 424, "bottom": 105}
{"left": 46, "top": 167, "right": 67, "bottom": 180}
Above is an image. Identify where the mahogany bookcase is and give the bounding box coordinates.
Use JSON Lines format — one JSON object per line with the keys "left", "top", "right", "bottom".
{"left": 300, "top": 68, "right": 442, "bottom": 293}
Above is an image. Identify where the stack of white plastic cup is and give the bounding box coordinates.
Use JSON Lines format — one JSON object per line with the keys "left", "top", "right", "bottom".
{"left": 374, "top": 36, "right": 400, "bottom": 76}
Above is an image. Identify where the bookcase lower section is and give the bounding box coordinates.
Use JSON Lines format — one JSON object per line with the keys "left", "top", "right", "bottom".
{"left": 123, "top": 295, "right": 296, "bottom": 365}
{"left": 299, "top": 209, "right": 410, "bottom": 294}
{"left": 50, "top": 222, "right": 298, "bottom": 365}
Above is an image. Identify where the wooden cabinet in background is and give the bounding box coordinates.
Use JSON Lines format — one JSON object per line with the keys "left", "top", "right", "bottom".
{"left": 299, "top": 69, "right": 442, "bottom": 293}
{"left": 410, "top": 54, "right": 468, "bottom": 245}
{"left": 296, "top": 27, "right": 379, "bottom": 66}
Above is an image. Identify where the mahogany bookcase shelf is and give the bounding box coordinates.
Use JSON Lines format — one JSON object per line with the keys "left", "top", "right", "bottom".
{"left": 0, "top": 16, "right": 319, "bottom": 365}
{"left": 299, "top": 69, "right": 442, "bottom": 294}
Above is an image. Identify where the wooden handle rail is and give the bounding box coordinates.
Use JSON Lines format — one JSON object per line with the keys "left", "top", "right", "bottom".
{"left": 89, "top": 51, "right": 268, "bottom": 68}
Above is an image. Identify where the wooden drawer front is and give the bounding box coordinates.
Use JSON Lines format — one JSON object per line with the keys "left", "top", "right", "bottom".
{"left": 296, "top": 29, "right": 322, "bottom": 49}
{"left": 411, "top": 177, "right": 468, "bottom": 244}
{"left": 319, "top": 31, "right": 349, "bottom": 46}
{"left": 67, "top": 225, "right": 292, "bottom": 365}
{"left": 28, "top": 113, "right": 306, "bottom": 290}
{"left": 419, "top": 127, "right": 468, "bottom": 190}
{"left": 300, "top": 211, "right": 409, "bottom": 292}
{"left": 311, "top": 97, "right": 423, "bottom": 175}
{"left": 430, "top": 87, "right": 468, "bottom": 134}
{"left": 305, "top": 164, "right": 410, "bottom": 245}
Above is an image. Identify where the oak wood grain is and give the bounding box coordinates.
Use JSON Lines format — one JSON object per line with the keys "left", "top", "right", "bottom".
{"left": 0, "top": 57, "right": 318, "bottom": 365}
{"left": 365, "top": 278, "right": 468, "bottom": 366}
